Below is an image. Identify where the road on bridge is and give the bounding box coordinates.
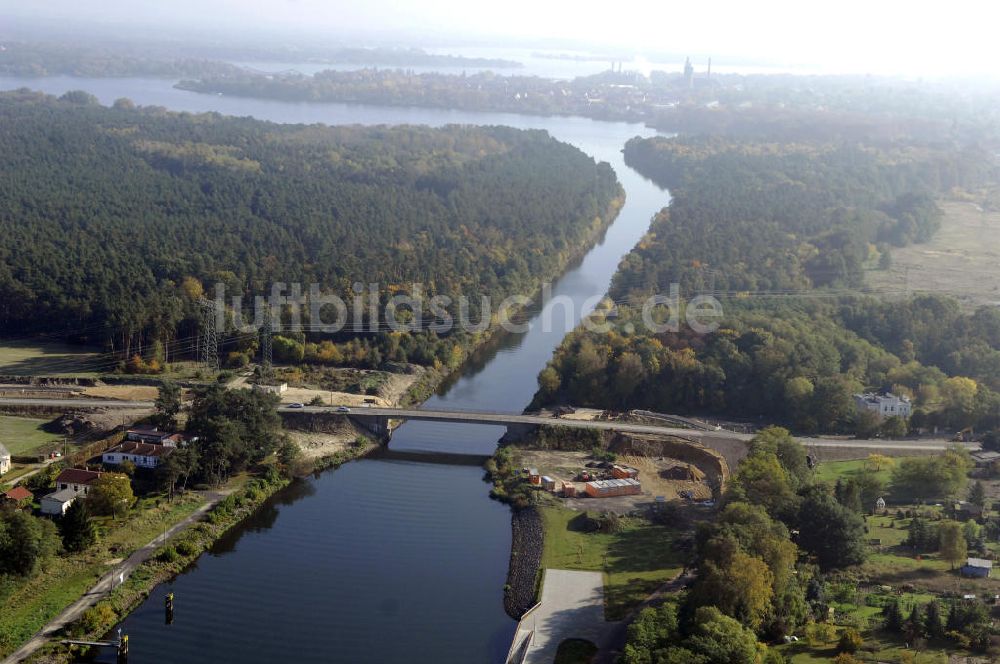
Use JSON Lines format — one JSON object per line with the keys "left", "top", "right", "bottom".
{"left": 0, "top": 397, "right": 972, "bottom": 452}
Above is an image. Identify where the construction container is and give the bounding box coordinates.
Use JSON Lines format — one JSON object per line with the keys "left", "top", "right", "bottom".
{"left": 541, "top": 476, "right": 556, "bottom": 491}
{"left": 612, "top": 465, "right": 639, "bottom": 479}
{"left": 584, "top": 478, "right": 641, "bottom": 498}
{"left": 562, "top": 483, "right": 576, "bottom": 497}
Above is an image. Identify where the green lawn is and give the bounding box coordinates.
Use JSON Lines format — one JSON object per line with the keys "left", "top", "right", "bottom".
{"left": 777, "top": 629, "right": 952, "bottom": 663}
{"left": 540, "top": 507, "right": 685, "bottom": 620}
{"left": 0, "top": 415, "right": 64, "bottom": 456}
{"left": 813, "top": 456, "right": 915, "bottom": 486}
{"left": 0, "top": 340, "right": 102, "bottom": 377}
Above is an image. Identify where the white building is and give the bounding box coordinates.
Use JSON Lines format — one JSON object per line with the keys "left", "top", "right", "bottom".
{"left": 0, "top": 442, "right": 10, "bottom": 476}
{"left": 40, "top": 488, "right": 78, "bottom": 516}
{"left": 103, "top": 441, "right": 174, "bottom": 469}
{"left": 55, "top": 468, "right": 104, "bottom": 495}
{"left": 854, "top": 392, "right": 912, "bottom": 419}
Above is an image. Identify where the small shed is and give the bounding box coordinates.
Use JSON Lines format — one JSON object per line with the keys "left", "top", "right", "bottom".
{"left": 562, "top": 482, "right": 576, "bottom": 497}
{"left": 40, "top": 488, "right": 78, "bottom": 516}
{"left": 541, "top": 476, "right": 556, "bottom": 491}
{"left": 961, "top": 558, "right": 993, "bottom": 579}
{"left": 527, "top": 468, "right": 541, "bottom": 485}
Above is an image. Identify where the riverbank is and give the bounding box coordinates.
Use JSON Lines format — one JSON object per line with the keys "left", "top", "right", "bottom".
{"left": 10, "top": 435, "right": 379, "bottom": 664}
{"left": 15, "top": 475, "right": 285, "bottom": 663}
{"left": 505, "top": 507, "right": 544, "bottom": 619}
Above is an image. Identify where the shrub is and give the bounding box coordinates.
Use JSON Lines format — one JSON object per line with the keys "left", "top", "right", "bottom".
{"left": 81, "top": 602, "right": 118, "bottom": 634}
{"left": 175, "top": 540, "right": 200, "bottom": 557}
{"left": 837, "top": 627, "right": 863, "bottom": 654}
{"left": 157, "top": 546, "right": 180, "bottom": 563}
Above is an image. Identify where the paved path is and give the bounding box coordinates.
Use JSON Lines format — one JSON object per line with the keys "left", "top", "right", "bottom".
{"left": 517, "top": 569, "right": 611, "bottom": 664}
{"left": 1, "top": 490, "right": 228, "bottom": 664}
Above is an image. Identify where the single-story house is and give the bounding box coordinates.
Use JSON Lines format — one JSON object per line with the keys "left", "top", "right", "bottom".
{"left": 953, "top": 501, "right": 984, "bottom": 520}
{"left": 55, "top": 468, "right": 103, "bottom": 495}
{"left": 0, "top": 442, "right": 10, "bottom": 476}
{"left": 103, "top": 441, "right": 175, "bottom": 469}
{"left": 961, "top": 558, "right": 993, "bottom": 578}
{"left": 125, "top": 426, "right": 189, "bottom": 447}
{"left": 3, "top": 486, "right": 33, "bottom": 507}
{"left": 40, "top": 488, "right": 78, "bottom": 516}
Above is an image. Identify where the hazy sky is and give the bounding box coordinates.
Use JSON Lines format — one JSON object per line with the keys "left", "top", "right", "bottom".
{"left": 5, "top": 0, "right": 999, "bottom": 77}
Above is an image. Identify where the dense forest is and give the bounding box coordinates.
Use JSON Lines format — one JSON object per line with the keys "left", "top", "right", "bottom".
{"left": 175, "top": 68, "right": 648, "bottom": 119}
{"left": 0, "top": 42, "right": 243, "bottom": 79}
{"left": 533, "top": 134, "right": 1000, "bottom": 434}
{"left": 0, "top": 42, "right": 519, "bottom": 77}
{"left": 0, "top": 90, "right": 621, "bottom": 364}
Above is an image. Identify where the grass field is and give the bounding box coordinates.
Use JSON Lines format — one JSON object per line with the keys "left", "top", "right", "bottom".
{"left": 539, "top": 506, "right": 685, "bottom": 620}
{"left": 868, "top": 198, "right": 1000, "bottom": 310}
{"left": 812, "top": 456, "right": 911, "bottom": 486}
{"left": 0, "top": 415, "right": 64, "bottom": 456}
{"left": 776, "top": 631, "right": 952, "bottom": 663}
{"left": 0, "top": 340, "right": 103, "bottom": 377}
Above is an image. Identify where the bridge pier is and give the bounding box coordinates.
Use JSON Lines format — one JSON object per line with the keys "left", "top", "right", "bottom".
{"left": 501, "top": 423, "right": 537, "bottom": 444}
{"left": 349, "top": 414, "right": 391, "bottom": 442}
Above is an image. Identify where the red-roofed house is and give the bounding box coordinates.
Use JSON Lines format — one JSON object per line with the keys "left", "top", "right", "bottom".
{"left": 103, "top": 441, "right": 175, "bottom": 469}
{"left": 3, "top": 486, "right": 33, "bottom": 507}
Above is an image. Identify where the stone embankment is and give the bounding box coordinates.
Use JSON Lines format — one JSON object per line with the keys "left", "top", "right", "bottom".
{"left": 504, "top": 506, "right": 544, "bottom": 619}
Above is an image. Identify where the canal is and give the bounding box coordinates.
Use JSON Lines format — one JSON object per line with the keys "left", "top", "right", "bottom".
{"left": 0, "top": 75, "right": 670, "bottom": 663}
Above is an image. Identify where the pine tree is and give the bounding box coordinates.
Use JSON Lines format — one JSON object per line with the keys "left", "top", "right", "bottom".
{"left": 882, "top": 597, "right": 903, "bottom": 632}
{"left": 904, "top": 603, "right": 924, "bottom": 643}
{"left": 923, "top": 600, "right": 944, "bottom": 640}
{"left": 946, "top": 601, "right": 960, "bottom": 632}
{"left": 969, "top": 480, "right": 987, "bottom": 509}
{"left": 59, "top": 499, "right": 97, "bottom": 552}
{"left": 907, "top": 514, "right": 927, "bottom": 550}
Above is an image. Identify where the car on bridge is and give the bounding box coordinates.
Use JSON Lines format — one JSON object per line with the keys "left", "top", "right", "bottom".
{"left": 288, "top": 403, "right": 304, "bottom": 409}
{"left": 337, "top": 406, "right": 351, "bottom": 413}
